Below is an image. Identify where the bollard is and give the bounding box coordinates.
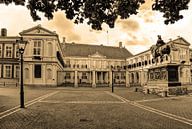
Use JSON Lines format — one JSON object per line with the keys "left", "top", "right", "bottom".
{"left": 135, "top": 87, "right": 138, "bottom": 92}
{"left": 147, "top": 89, "right": 150, "bottom": 94}
{"left": 164, "top": 91, "right": 168, "bottom": 97}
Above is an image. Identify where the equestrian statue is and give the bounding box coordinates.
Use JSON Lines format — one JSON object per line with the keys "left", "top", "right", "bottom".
{"left": 150, "top": 35, "right": 171, "bottom": 63}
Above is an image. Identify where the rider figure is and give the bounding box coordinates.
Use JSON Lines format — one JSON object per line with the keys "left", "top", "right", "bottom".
{"left": 156, "top": 35, "right": 165, "bottom": 47}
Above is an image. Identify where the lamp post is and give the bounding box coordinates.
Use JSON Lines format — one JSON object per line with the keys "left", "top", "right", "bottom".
{"left": 111, "top": 66, "right": 126, "bottom": 93}
{"left": 16, "top": 37, "right": 28, "bottom": 108}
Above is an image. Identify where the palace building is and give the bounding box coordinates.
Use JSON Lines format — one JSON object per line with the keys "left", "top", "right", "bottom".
{"left": 57, "top": 40, "right": 132, "bottom": 87}
{"left": 0, "top": 25, "right": 192, "bottom": 95}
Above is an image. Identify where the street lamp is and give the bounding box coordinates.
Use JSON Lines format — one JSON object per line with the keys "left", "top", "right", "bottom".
{"left": 16, "top": 37, "right": 28, "bottom": 108}
{"left": 111, "top": 65, "right": 126, "bottom": 93}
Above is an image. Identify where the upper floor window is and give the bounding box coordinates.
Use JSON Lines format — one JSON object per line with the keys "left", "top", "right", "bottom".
{"left": 15, "top": 45, "right": 20, "bottom": 58}
{"left": 0, "top": 44, "right": 2, "bottom": 57}
{"left": 5, "top": 45, "right": 12, "bottom": 58}
{"left": 33, "top": 40, "right": 42, "bottom": 56}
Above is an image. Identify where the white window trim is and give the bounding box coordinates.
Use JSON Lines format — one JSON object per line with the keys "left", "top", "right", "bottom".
{"left": 4, "top": 44, "right": 13, "bottom": 58}
{"left": 33, "top": 40, "right": 42, "bottom": 56}
{"left": 14, "top": 65, "right": 20, "bottom": 78}
{"left": 0, "top": 44, "right": 2, "bottom": 58}
{"left": 0, "top": 64, "right": 1, "bottom": 78}
{"left": 4, "top": 65, "right": 12, "bottom": 78}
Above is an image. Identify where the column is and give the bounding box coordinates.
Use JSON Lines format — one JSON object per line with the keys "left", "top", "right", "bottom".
{"left": 74, "top": 70, "right": 78, "bottom": 87}
{"left": 101, "top": 72, "right": 103, "bottom": 84}
{"left": 92, "top": 71, "right": 96, "bottom": 87}
{"left": 89, "top": 71, "right": 92, "bottom": 84}
{"left": 109, "top": 71, "right": 112, "bottom": 87}
{"left": 125, "top": 70, "right": 130, "bottom": 87}
{"left": 43, "top": 64, "right": 46, "bottom": 85}
{"left": 140, "top": 71, "right": 144, "bottom": 86}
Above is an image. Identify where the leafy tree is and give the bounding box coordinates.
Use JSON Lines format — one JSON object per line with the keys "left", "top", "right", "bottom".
{"left": 0, "top": 0, "right": 190, "bottom": 30}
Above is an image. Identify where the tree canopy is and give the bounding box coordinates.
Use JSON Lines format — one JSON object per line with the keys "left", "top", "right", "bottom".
{"left": 0, "top": 0, "right": 190, "bottom": 30}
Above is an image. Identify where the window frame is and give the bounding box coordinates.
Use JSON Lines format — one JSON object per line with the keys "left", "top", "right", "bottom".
{"left": 4, "top": 65, "right": 12, "bottom": 78}
{"left": 33, "top": 40, "right": 42, "bottom": 56}
{"left": 15, "top": 65, "right": 20, "bottom": 78}
{"left": 4, "top": 44, "right": 13, "bottom": 58}
{"left": 34, "top": 64, "right": 42, "bottom": 78}
{"left": 0, "top": 44, "right": 2, "bottom": 58}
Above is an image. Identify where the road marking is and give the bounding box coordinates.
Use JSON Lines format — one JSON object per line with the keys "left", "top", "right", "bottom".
{"left": 107, "top": 92, "right": 192, "bottom": 126}
{"left": 0, "top": 91, "right": 59, "bottom": 120}
{"left": 39, "top": 100, "right": 124, "bottom": 104}
{"left": 105, "top": 91, "right": 129, "bottom": 103}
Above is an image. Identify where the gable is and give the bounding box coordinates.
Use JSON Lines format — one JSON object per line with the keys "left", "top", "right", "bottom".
{"left": 172, "top": 37, "right": 190, "bottom": 46}
{"left": 19, "top": 25, "right": 57, "bottom": 36}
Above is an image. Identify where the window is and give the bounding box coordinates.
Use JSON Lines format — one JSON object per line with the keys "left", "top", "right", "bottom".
{"left": 33, "top": 40, "right": 42, "bottom": 56}
{"left": 15, "top": 45, "right": 20, "bottom": 58}
{"left": 5, "top": 45, "right": 12, "bottom": 58}
{"left": 4, "top": 65, "right": 12, "bottom": 78}
{"left": 15, "top": 66, "right": 20, "bottom": 78}
{"left": 0, "top": 64, "right": 1, "bottom": 78}
{"left": 82, "top": 72, "right": 87, "bottom": 79}
{"left": 0, "top": 44, "right": 2, "bottom": 57}
{"left": 65, "top": 72, "right": 71, "bottom": 79}
{"left": 34, "top": 64, "right": 41, "bottom": 78}
{"left": 25, "top": 68, "right": 29, "bottom": 79}
{"left": 47, "top": 69, "right": 52, "bottom": 79}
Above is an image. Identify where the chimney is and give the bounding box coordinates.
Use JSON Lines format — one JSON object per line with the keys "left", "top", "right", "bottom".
{"left": 1, "top": 28, "right": 7, "bottom": 36}
{"left": 63, "top": 37, "right": 66, "bottom": 43}
{"left": 119, "top": 42, "right": 123, "bottom": 48}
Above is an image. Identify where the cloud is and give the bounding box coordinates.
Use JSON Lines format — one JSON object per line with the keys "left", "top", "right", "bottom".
{"left": 125, "top": 36, "right": 150, "bottom": 46}
{"left": 117, "top": 19, "right": 140, "bottom": 32}
{"left": 45, "top": 12, "right": 81, "bottom": 42}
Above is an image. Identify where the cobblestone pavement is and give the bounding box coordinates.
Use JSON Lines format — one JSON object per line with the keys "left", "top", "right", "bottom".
{"left": 0, "top": 86, "right": 55, "bottom": 112}
{"left": 0, "top": 87, "right": 192, "bottom": 129}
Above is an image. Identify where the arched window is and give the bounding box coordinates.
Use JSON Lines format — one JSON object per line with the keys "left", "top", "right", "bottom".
{"left": 47, "top": 69, "right": 52, "bottom": 79}
{"left": 48, "top": 42, "right": 53, "bottom": 56}
{"left": 24, "top": 68, "right": 29, "bottom": 79}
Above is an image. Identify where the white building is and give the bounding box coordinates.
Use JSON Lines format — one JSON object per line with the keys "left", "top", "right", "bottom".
{"left": 20, "top": 25, "right": 64, "bottom": 86}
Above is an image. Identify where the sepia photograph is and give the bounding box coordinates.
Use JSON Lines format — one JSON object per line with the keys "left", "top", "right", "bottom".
{"left": 0, "top": 0, "right": 192, "bottom": 129}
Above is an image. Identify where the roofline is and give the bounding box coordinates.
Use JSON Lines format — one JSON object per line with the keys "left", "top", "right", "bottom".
{"left": 65, "top": 42, "right": 127, "bottom": 49}
{"left": 19, "top": 24, "right": 58, "bottom": 36}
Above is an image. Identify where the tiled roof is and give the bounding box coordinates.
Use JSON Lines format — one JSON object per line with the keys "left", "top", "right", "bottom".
{"left": 62, "top": 43, "right": 133, "bottom": 59}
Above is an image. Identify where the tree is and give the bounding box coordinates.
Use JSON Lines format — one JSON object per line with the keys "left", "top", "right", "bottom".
{"left": 0, "top": 0, "right": 190, "bottom": 30}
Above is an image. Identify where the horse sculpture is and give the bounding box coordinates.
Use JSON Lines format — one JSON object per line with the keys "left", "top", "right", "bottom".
{"left": 150, "top": 36, "right": 171, "bottom": 63}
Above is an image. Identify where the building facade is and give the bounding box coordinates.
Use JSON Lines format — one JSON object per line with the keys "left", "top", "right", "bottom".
{"left": 0, "top": 29, "right": 20, "bottom": 86}
{"left": 0, "top": 25, "right": 192, "bottom": 95}
{"left": 57, "top": 41, "right": 132, "bottom": 87}
{"left": 126, "top": 37, "right": 192, "bottom": 95}
{"left": 19, "top": 25, "right": 65, "bottom": 86}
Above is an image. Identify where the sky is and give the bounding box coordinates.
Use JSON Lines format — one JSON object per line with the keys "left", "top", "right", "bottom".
{"left": 0, "top": 1, "right": 192, "bottom": 55}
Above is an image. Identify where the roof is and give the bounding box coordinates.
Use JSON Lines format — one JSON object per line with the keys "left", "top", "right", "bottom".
{"left": 62, "top": 43, "right": 133, "bottom": 59}
{"left": 19, "top": 24, "right": 58, "bottom": 36}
